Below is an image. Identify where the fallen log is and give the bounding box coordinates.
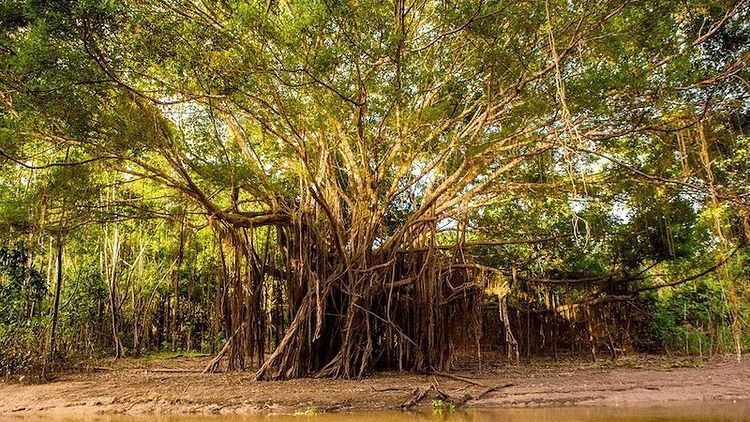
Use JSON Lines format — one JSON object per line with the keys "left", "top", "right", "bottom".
{"left": 432, "top": 371, "right": 487, "bottom": 387}
{"left": 148, "top": 368, "right": 204, "bottom": 373}
{"left": 456, "top": 383, "right": 514, "bottom": 406}
{"left": 401, "top": 387, "right": 429, "bottom": 409}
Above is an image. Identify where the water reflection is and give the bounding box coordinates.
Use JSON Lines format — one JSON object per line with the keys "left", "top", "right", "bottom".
{"left": 8, "top": 401, "right": 750, "bottom": 422}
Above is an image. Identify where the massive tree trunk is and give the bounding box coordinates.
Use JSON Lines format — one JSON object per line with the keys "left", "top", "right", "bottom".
{"left": 204, "top": 198, "right": 489, "bottom": 379}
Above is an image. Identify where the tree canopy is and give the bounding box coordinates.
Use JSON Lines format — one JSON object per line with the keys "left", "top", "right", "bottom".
{"left": 1, "top": 0, "right": 749, "bottom": 378}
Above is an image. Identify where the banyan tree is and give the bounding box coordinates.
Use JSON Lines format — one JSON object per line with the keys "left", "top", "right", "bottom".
{"left": 1, "top": 0, "right": 747, "bottom": 378}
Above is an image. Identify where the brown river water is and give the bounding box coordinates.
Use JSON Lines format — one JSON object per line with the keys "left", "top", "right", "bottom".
{"left": 6, "top": 401, "right": 750, "bottom": 422}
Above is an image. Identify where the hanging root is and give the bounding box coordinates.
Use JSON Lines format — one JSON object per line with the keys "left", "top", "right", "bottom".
{"left": 252, "top": 251, "right": 488, "bottom": 380}
{"left": 203, "top": 327, "right": 240, "bottom": 374}
{"left": 254, "top": 294, "right": 311, "bottom": 380}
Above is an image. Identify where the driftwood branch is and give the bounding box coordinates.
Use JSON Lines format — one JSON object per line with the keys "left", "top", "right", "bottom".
{"left": 432, "top": 371, "right": 487, "bottom": 387}
{"left": 400, "top": 375, "right": 513, "bottom": 409}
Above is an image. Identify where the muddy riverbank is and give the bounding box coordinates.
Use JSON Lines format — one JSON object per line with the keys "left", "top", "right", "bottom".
{"left": 1, "top": 355, "right": 748, "bottom": 416}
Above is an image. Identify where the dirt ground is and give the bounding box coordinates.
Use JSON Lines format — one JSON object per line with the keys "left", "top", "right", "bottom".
{"left": 1, "top": 355, "right": 748, "bottom": 416}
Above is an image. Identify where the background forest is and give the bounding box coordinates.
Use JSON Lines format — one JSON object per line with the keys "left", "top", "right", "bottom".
{"left": 0, "top": 0, "right": 749, "bottom": 379}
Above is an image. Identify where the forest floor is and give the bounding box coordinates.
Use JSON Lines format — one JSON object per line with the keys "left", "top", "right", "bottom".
{"left": 1, "top": 354, "right": 748, "bottom": 416}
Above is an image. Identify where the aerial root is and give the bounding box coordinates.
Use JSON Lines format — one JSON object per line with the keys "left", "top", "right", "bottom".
{"left": 202, "top": 328, "right": 240, "bottom": 374}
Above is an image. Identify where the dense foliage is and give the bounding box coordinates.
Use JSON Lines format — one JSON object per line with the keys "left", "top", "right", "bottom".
{"left": 0, "top": 0, "right": 749, "bottom": 378}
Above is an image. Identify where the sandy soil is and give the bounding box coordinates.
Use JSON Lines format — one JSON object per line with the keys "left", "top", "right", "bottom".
{"left": 0, "top": 355, "right": 748, "bottom": 416}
